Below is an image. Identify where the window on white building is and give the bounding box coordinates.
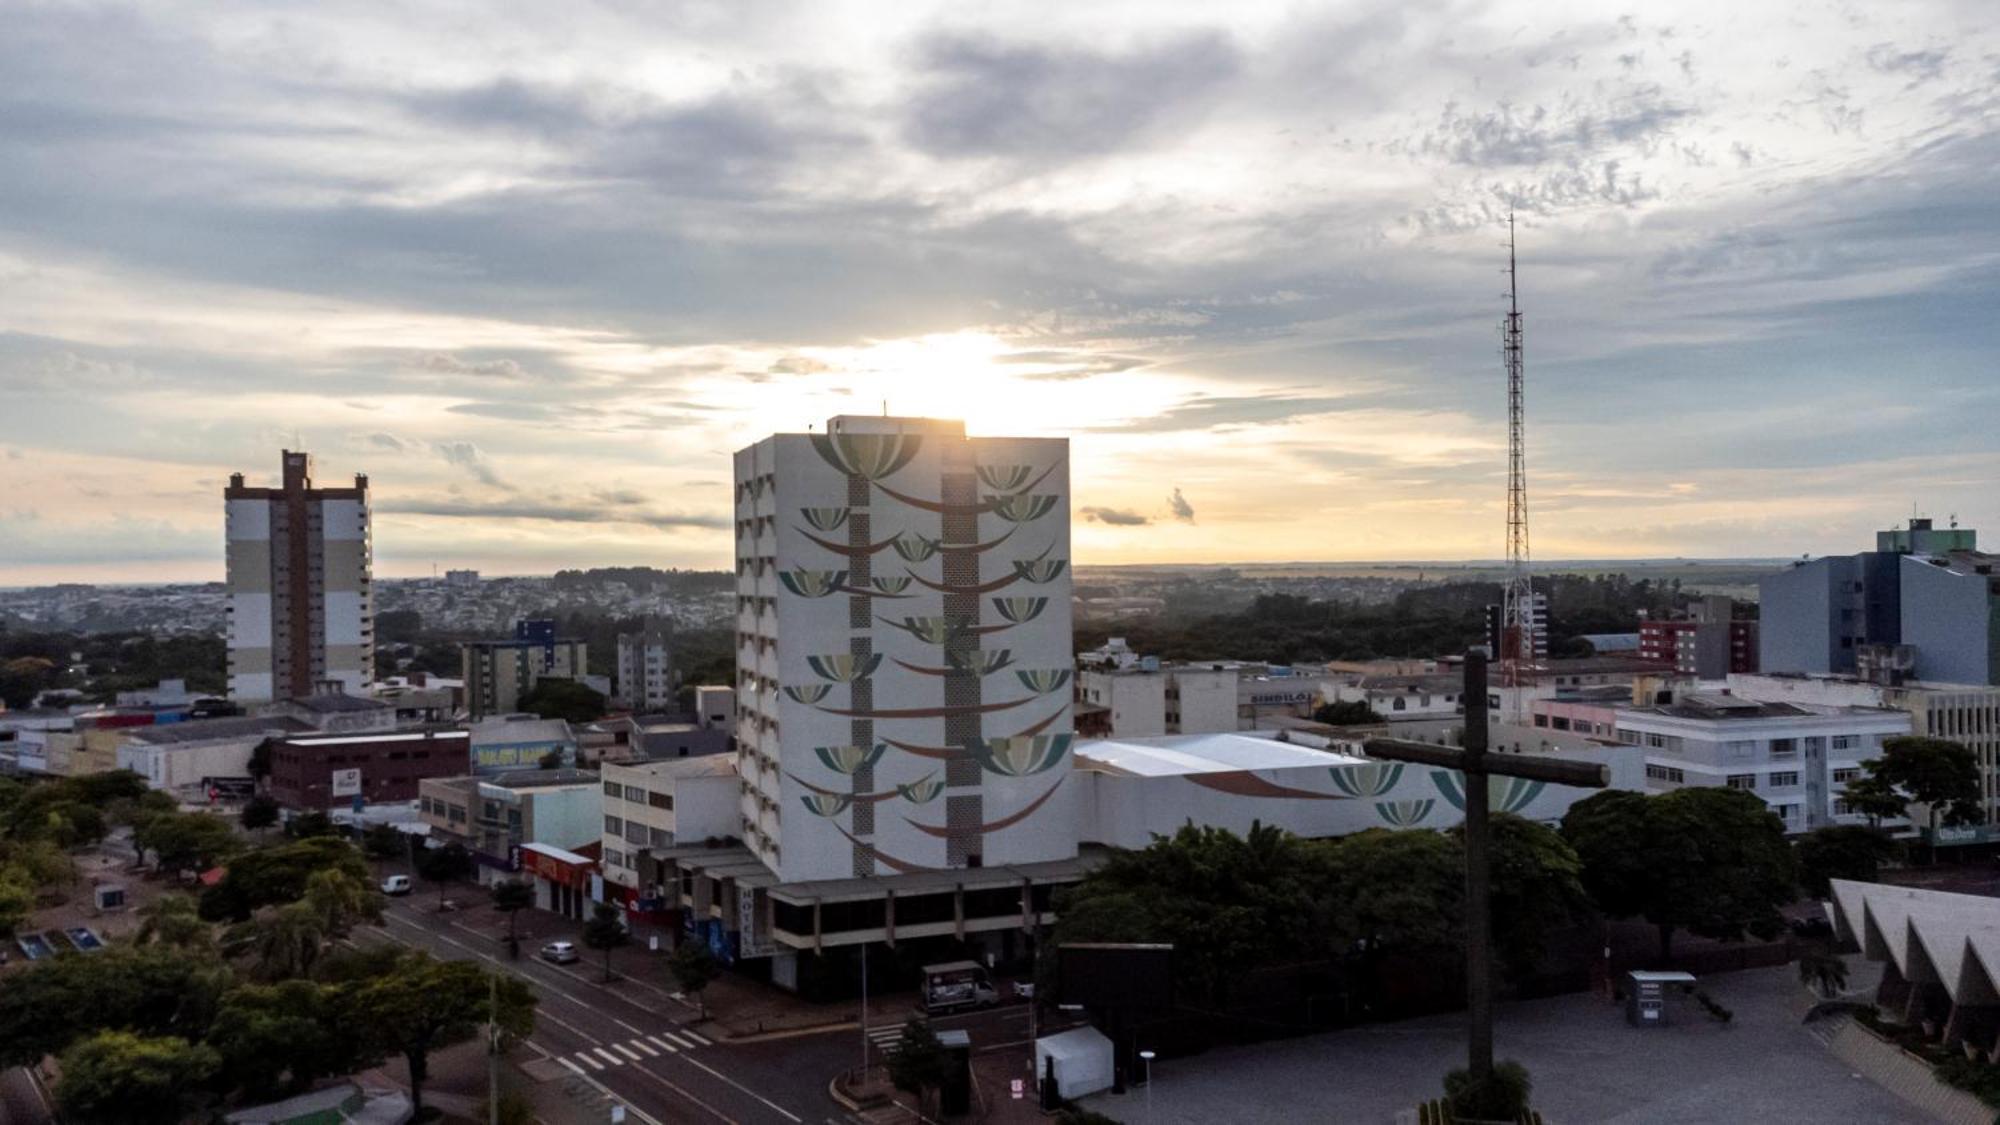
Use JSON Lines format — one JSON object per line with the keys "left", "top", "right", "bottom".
{"left": 1645, "top": 764, "right": 1685, "bottom": 784}
{"left": 1775, "top": 803, "right": 1800, "bottom": 823}
{"left": 1726, "top": 774, "right": 1757, "bottom": 790}
{"left": 1769, "top": 771, "right": 1801, "bottom": 788}
{"left": 1769, "top": 738, "right": 1797, "bottom": 758}
{"left": 1832, "top": 767, "right": 1860, "bottom": 784}
{"left": 1832, "top": 735, "right": 1857, "bottom": 750}
{"left": 604, "top": 815, "right": 623, "bottom": 835}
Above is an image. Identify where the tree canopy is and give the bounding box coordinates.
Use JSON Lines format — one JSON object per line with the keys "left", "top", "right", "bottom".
{"left": 1796, "top": 825, "right": 1902, "bottom": 897}
{"left": 55, "top": 1031, "right": 221, "bottom": 1125}
{"left": 1562, "top": 787, "right": 1796, "bottom": 960}
{"left": 348, "top": 952, "right": 536, "bottom": 1116}
{"left": 1863, "top": 736, "right": 1982, "bottom": 843}
{"left": 517, "top": 677, "right": 607, "bottom": 724}
{"left": 200, "top": 836, "right": 372, "bottom": 922}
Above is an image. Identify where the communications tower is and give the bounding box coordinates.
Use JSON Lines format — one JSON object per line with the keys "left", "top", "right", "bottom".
{"left": 1500, "top": 214, "right": 1533, "bottom": 715}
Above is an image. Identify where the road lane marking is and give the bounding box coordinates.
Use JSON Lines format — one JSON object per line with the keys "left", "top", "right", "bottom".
{"left": 660, "top": 1030, "right": 696, "bottom": 1050}
{"left": 613, "top": 1043, "right": 644, "bottom": 1062}
{"left": 561, "top": 1058, "right": 589, "bottom": 1076}
{"left": 683, "top": 1030, "right": 712, "bottom": 1046}
{"left": 580, "top": 1054, "right": 604, "bottom": 1072}
{"left": 592, "top": 1047, "right": 625, "bottom": 1067}
{"left": 631, "top": 1038, "right": 660, "bottom": 1057}
{"left": 646, "top": 1035, "right": 679, "bottom": 1053}
{"left": 675, "top": 1052, "right": 805, "bottom": 1124}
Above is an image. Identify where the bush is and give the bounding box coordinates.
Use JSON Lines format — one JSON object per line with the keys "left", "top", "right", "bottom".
{"left": 1443, "top": 1060, "right": 1532, "bottom": 1120}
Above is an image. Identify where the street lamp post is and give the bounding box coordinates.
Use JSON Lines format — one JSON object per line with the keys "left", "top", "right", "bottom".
{"left": 1139, "top": 1049, "right": 1155, "bottom": 1125}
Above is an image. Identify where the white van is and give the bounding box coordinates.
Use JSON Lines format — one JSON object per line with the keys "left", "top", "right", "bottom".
{"left": 380, "top": 875, "right": 412, "bottom": 896}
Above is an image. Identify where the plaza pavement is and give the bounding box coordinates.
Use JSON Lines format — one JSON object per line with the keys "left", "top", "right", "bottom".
{"left": 1085, "top": 964, "right": 1935, "bottom": 1124}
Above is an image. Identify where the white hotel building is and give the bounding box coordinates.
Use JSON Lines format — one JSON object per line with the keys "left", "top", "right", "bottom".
{"left": 224, "top": 451, "right": 373, "bottom": 703}
{"left": 1615, "top": 692, "right": 1911, "bottom": 832}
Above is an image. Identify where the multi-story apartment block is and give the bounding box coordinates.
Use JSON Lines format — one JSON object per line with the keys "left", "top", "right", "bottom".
{"left": 1729, "top": 673, "right": 2000, "bottom": 822}
{"left": 461, "top": 619, "right": 588, "bottom": 720}
{"left": 733, "top": 415, "right": 1077, "bottom": 883}
{"left": 1616, "top": 692, "right": 1911, "bottom": 833}
{"left": 597, "top": 756, "right": 739, "bottom": 901}
{"left": 1639, "top": 596, "right": 1758, "bottom": 678}
{"left": 1762, "top": 519, "right": 2000, "bottom": 685}
{"left": 616, "top": 619, "right": 676, "bottom": 712}
{"left": 225, "top": 450, "right": 372, "bottom": 702}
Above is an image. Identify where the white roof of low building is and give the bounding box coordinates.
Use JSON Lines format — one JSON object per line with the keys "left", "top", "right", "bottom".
{"left": 1829, "top": 879, "right": 2000, "bottom": 1003}
{"left": 1074, "top": 732, "right": 1364, "bottom": 778}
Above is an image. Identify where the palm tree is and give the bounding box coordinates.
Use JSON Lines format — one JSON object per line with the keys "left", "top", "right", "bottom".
{"left": 303, "top": 869, "right": 377, "bottom": 937}
{"left": 134, "top": 893, "right": 213, "bottom": 952}
{"left": 254, "top": 902, "right": 328, "bottom": 980}
{"left": 1798, "top": 947, "right": 1850, "bottom": 999}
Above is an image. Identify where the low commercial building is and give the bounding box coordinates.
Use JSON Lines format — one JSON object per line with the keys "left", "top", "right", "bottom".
{"left": 1615, "top": 692, "right": 1910, "bottom": 833}
{"left": 419, "top": 769, "right": 603, "bottom": 885}
{"left": 467, "top": 715, "right": 575, "bottom": 774}
{"left": 113, "top": 715, "right": 312, "bottom": 800}
{"left": 265, "top": 728, "right": 471, "bottom": 811}
{"left": 598, "top": 756, "right": 740, "bottom": 921}
{"left": 1075, "top": 664, "right": 1238, "bottom": 738}
{"left": 1326, "top": 673, "right": 1466, "bottom": 721}
{"left": 258, "top": 692, "right": 396, "bottom": 734}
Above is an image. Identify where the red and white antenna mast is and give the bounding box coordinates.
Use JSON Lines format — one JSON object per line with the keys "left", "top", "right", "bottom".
{"left": 1500, "top": 213, "right": 1533, "bottom": 715}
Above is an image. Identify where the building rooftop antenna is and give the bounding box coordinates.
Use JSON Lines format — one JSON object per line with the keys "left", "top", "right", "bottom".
{"left": 1500, "top": 212, "right": 1533, "bottom": 718}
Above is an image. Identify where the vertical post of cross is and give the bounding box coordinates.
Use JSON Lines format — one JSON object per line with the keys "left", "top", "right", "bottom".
{"left": 1461, "top": 649, "right": 1492, "bottom": 1086}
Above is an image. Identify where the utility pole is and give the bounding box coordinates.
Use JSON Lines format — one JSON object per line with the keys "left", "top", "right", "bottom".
{"left": 859, "top": 946, "right": 870, "bottom": 1077}
{"left": 487, "top": 972, "right": 500, "bottom": 1125}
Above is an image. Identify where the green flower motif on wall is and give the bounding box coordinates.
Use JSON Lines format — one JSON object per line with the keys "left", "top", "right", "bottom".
{"left": 801, "top": 793, "right": 853, "bottom": 817}
{"left": 1015, "top": 669, "right": 1072, "bottom": 694}
{"left": 977, "top": 465, "right": 1034, "bottom": 492}
{"left": 989, "top": 494, "right": 1059, "bottom": 523}
{"left": 1431, "top": 770, "right": 1547, "bottom": 815}
{"left": 800, "top": 507, "right": 849, "bottom": 531}
{"left": 898, "top": 776, "right": 946, "bottom": 804}
{"left": 892, "top": 533, "right": 940, "bottom": 562}
{"left": 782, "top": 684, "right": 832, "bottom": 705}
{"left": 806, "top": 653, "right": 883, "bottom": 683}
{"left": 992, "top": 597, "right": 1048, "bottom": 624}
{"left": 967, "top": 734, "right": 1073, "bottom": 777}
{"left": 778, "top": 569, "right": 846, "bottom": 598}
{"left": 1374, "top": 799, "right": 1435, "bottom": 827}
{"left": 949, "top": 649, "right": 1015, "bottom": 676}
{"left": 814, "top": 744, "right": 887, "bottom": 775}
{"left": 810, "top": 432, "right": 923, "bottom": 480}
{"left": 1329, "top": 762, "right": 1405, "bottom": 798}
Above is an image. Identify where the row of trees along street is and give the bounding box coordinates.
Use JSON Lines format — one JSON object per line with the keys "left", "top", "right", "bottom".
{"left": 0, "top": 771, "right": 537, "bottom": 1124}
{"left": 1048, "top": 735, "right": 1980, "bottom": 1051}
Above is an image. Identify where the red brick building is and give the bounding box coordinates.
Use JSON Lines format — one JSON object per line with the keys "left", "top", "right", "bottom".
{"left": 1638, "top": 619, "right": 1759, "bottom": 677}
{"left": 266, "top": 728, "right": 470, "bottom": 810}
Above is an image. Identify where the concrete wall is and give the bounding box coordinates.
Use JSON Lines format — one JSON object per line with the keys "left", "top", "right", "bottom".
{"left": 1760, "top": 557, "right": 1850, "bottom": 675}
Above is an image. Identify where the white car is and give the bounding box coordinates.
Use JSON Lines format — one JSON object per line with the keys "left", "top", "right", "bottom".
{"left": 540, "top": 941, "right": 580, "bottom": 964}
{"left": 379, "top": 875, "right": 412, "bottom": 896}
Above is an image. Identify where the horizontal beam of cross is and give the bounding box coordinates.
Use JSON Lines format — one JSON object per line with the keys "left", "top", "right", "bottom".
{"left": 1363, "top": 737, "right": 1611, "bottom": 789}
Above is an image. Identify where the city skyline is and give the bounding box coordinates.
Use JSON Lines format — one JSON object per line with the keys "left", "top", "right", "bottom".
{"left": 4, "top": 1, "right": 1998, "bottom": 584}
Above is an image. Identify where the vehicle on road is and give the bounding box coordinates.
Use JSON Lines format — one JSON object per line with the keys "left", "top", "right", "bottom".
{"left": 921, "top": 960, "right": 998, "bottom": 1014}
{"left": 541, "top": 940, "right": 580, "bottom": 964}
{"left": 380, "top": 875, "right": 412, "bottom": 896}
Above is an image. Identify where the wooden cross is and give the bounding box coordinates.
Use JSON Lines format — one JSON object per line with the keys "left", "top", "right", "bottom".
{"left": 1363, "top": 649, "right": 1609, "bottom": 1089}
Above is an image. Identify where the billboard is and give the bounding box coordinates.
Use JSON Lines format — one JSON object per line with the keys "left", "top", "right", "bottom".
{"left": 330, "top": 768, "right": 362, "bottom": 798}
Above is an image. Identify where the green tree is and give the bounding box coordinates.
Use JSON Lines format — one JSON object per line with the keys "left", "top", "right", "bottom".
{"left": 200, "top": 836, "right": 373, "bottom": 922}
{"left": 134, "top": 893, "right": 214, "bottom": 952}
{"left": 1865, "top": 736, "right": 1982, "bottom": 857}
{"left": 54, "top": 1031, "right": 219, "bottom": 1125}
{"left": 303, "top": 868, "right": 381, "bottom": 937}
{"left": 517, "top": 678, "right": 606, "bottom": 724}
{"left": 1461, "top": 812, "right": 1592, "bottom": 980}
{"left": 1795, "top": 825, "right": 1902, "bottom": 897}
{"left": 362, "top": 821, "right": 409, "bottom": 861}
{"left": 1563, "top": 787, "right": 1796, "bottom": 961}
{"left": 886, "top": 1018, "right": 950, "bottom": 1117}
{"left": 1797, "top": 947, "right": 1850, "bottom": 999}
{"left": 245, "top": 902, "right": 329, "bottom": 981}
{"left": 135, "top": 811, "right": 241, "bottom": 880}
{"left": 0, "top": 947, "right": 230, "bottom": 1068}
{"left": 669, "top": 939, "right": 721, "bottom": 1018}
{"left": 286, "top": 810, "right": 337, "bottom": 839}
{"left": 491, "top": 879, "right": 535, "bottom": 945}
{"left": 414, "top": 842, "right": 476, "bottom": 910}
{"left": 1840, "top": 772, "right": 1909, "bottom": 829}
{"left": 1311, "top": 699, "right": 1385, "bottom": 725}
{"left": 583, "top": 902, "right": 630, "bottom": 983}
{"left": 348, "top": 953, "right": 536, "bottom": 1118}
{"left": 0, "top": 874, "right": 33, "bottom": 937}
{"left": 208, "top": 980, "right": 362, "bottom": 1103}
{"left": 239, "top": 795, "right": 280, "bottom": 832}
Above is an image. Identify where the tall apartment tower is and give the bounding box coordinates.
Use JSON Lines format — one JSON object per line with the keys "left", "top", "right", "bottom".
{"left": 225, "top": 450, "right": 373, "bottom": 702}
{"left": 616, "top": 618, "right": 676, "bottom": 713}
{"left": 734, "top": 416, "right": 1078, "bottom": 882}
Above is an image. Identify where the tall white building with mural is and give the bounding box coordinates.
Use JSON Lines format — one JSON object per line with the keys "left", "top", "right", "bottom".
{"left": 733, "top": 416, "right": 1077, "bottom": 883}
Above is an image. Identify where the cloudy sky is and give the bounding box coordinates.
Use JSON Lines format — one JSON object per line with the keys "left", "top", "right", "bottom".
{"left": 2, "top": 1, "right": 1996, "bottom": 583}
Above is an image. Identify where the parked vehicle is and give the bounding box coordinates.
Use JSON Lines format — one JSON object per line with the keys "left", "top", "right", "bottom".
{"left": 922, "top": 961, "right": 998, "bottom": 1014}
{"left": 540, "top": 941, "right": 580, "bottom": 965}
{"left": 380, "top": 875, "right": 412, "bottom": 896}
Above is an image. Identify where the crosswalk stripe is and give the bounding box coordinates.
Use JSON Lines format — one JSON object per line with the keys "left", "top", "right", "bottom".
{"left": 560, "top": 1058, "right": 589, "bottom": 1076}
{"left": 631, "top": 1038, "right": 660, "bottom": 1057}
{"left": 683, "top": 1030, "right": 712, "bottom": 1046}
{"left": 593, "top": 1047, "right": 625, "bottom": 1066}
{"left": 579, "top": 1053, "right": 604, "bottom": 1071}
{"left": 646, "top": 1035, "right": 679, "bottom": 1053}
{"left": 612, "top": 1043, "right": 643, "bottom": 1061}
{"left": 660, "top": 1030, "right": 696, "bottom": 1050}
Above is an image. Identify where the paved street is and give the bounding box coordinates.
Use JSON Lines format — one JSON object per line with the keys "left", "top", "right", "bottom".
{"left": 369, "top": 895, "right": 823, "bottom": 1125}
